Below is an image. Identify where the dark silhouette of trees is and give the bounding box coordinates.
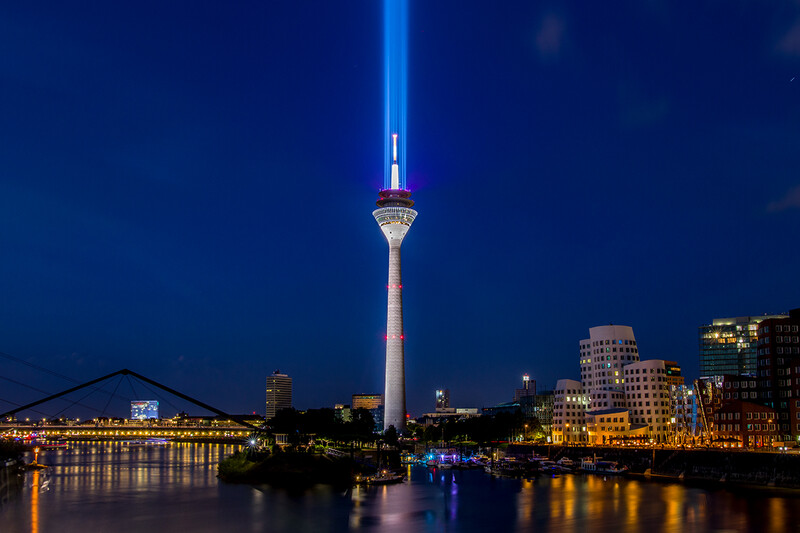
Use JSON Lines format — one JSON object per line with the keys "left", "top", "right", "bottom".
{"left": 383, "top": 425, "right": 398, "bottom": 446}
{"left": 417, "top": 410, "right": 528, "bottom": 445}
{"left": 265, "top": 407, "right": 376, "bottom": 445}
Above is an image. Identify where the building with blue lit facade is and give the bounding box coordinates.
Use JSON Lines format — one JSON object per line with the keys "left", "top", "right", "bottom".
{"left": 131, "top": 400, "right": 159, "bottom": 420}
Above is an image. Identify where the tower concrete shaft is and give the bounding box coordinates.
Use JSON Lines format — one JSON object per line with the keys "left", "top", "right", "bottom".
{"left": 374, "top": 203, "right": 416, "bottom": 433}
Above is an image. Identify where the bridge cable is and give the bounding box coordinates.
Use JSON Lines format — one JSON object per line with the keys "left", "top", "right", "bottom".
{"left": 0, "top": 396, "right": 54, "bottom": 419}
{"left": 126, "top": 375, "right": 139, "bottom": 401}
{"left": 50, "top": 375, "right": 120, "bottom": 420}
{"left": 0, "top": 350, "right": 80, "bottom": 383}
{"left": 101, "top": 375, "right": 124, "bottom": 418}
{"left": 0, "top": 375, "right": 108, "bottom": 416}
{"left": 0, "top": 374, "right": 55, "bottom": 396}
{"left": 0, "top": 350, "right": 134, "bottom": 405}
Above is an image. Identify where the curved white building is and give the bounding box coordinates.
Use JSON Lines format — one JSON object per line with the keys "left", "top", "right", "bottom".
{"left": 579, "top": 325, "right": 640, "bottom": 392}
{"left": 551, "top": 324, "right": 681, "bottom": 444}
{"left": 552, "top": 379, "right": 589, "bottom": 444}
{"left": 623, "top": 359, "right": 672, "bottom": 442}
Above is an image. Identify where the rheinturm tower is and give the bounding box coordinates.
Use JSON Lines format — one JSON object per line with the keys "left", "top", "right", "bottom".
{"left": 374, "top": 133, "right": 416, "bottom": 433}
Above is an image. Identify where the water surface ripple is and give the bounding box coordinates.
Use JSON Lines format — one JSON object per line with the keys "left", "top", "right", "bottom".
{"left": 2, "top": 443, "right": 799, "bottom": 532}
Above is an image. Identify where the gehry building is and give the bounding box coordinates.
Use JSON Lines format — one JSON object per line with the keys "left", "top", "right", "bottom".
{"left": 552, "top": 379, "right": 588, "bottom": 444}
{"left": 579, "top": 325, "right": 640, "bottom": 390}
{"left": 553, "top": 324, "right": 683, "bottom": 444}
{"left": 623, "top": 359, "right": 673, "bottom": 440}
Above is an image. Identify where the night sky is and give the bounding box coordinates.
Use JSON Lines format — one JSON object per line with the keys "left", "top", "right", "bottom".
{"left": 2, "top": 1, "right": 800, "bottom": 420}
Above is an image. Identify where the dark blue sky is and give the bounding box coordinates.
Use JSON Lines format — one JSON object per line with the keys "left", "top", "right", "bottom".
{"left": 1, "top": 1, "right": 799, "bottom": 419}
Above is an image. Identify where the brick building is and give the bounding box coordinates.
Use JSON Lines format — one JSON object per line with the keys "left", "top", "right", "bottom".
{"left": 756, "top": 308, "right": 800, "bottom": 443}
{"left": 714, "top": 400, "right": 780, "bottom": 448}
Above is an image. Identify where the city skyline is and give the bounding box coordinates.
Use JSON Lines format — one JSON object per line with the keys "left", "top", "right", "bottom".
{"left": 1, "top": 2, "right": 800, "bottom": 418}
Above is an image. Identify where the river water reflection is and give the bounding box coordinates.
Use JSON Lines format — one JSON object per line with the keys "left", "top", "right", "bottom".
{"left": 2, "top": 443, "right": 799, "bottom": 532}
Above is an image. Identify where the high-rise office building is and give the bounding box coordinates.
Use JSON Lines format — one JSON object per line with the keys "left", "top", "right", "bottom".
{"left": 265, "top": 370, "right": 292, "bottom": 420}
{"left": 514, "top": 374, "right": 536, "bottom": 402}
{"left": 664, "top": 360, "right": 684, "bottom": 388}
{"left": 352, "top": 394, "right": 383, "bottom": 410}
{"left": 435, "top": 389, "right": 450, "bottom": 411}
{"left": 350, "top": 394, "right": 385, "bottom": 431}
{"left": 699, "top": 315, "right": 786, "bottom": 377}
{"left": 131, "top": 400, "right": 158, "bottom": 420}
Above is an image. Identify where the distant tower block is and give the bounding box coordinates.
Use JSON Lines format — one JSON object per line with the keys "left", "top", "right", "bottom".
{"left": 374, "top": 133, "right": 417, "bottom": 433}
{"left": 265, "top": 370, "right": 292, "bottom": 420}
{"left": 435, "top": 389, "right": 450, "bottom": 411}
{"left": 514, "top": 374, "right": 536, "bottom": 402}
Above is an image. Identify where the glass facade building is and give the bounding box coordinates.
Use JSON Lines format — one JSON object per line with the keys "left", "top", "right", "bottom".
{"left": 699, "top": 315, "right": 786, "bottom": 377}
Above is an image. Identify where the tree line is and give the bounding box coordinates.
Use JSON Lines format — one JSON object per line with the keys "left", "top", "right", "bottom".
{"left": 261, "top": 408, "right": 544, "bottom": 447}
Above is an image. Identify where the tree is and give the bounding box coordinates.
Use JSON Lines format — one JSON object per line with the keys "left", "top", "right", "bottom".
{"left": 384, "top": 425, "right": 398, "bottom": 446}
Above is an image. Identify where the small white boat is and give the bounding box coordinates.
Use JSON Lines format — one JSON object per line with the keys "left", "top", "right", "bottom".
{"left": 557, "top": 457, "right": 574, "bottom": 468}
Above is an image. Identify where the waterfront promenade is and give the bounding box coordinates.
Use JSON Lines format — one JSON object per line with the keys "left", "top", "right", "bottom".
{"left": 510, "top": 444, "right": 800, "bottom": 489}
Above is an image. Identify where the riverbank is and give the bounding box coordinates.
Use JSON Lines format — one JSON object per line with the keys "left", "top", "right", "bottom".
{"left": 509, "top": 444, "right": 800, "bottom": 490}
{"left": 217, "top": 450, "right": 361, "bottom": 489}
{"left": 0, "top": 441, "right": 25, "bottom": 508}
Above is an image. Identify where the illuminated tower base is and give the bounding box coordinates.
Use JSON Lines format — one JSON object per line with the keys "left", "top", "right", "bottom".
{"left": 374, "top": 170, "right": 416, "bottom": 433}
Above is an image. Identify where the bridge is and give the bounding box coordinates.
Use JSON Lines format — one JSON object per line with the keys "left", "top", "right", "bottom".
{"left": 0, "top": 422, "right": 251, "bottom": 442}
{"left": 0, "top": 362, "right": 261, "bottom": 442}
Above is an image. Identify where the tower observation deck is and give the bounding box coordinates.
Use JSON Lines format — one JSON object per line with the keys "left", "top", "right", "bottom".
{"left": 373, "top": 134, "right": 416, "bottom": 433}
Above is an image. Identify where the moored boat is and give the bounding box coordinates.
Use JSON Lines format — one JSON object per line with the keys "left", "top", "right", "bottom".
{"left": 356, "top": 470, "right": 404, "bottom": 485}
{"left": 400, "top": 452, "right": 418, "bottom": 465}
{"left": 580, "top": 457, "right": 628, "bottom": 475}
{"left": 539, "top": 460, "right": 572, "bottom": 474}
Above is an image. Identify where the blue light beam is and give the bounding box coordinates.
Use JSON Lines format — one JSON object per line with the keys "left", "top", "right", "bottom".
{"left": 384, "top": 0, "right": 408, "bottom": 190}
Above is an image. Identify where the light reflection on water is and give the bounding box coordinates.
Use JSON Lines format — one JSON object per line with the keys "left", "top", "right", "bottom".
{"left": 3, "top": 444, "right": 800, "bottom": 533}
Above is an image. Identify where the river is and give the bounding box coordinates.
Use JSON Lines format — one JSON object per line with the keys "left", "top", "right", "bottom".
{"left": 1, "top": 442, "right": 798, "bottom": 532}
